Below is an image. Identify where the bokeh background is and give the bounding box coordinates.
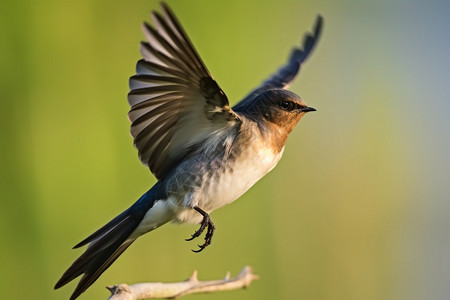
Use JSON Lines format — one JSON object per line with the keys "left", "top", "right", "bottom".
{"left": 1, "top": 0, "right": 449, "bottom": 299}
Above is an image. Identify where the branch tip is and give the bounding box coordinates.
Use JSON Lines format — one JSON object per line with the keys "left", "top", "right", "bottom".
{"left": 189, "top": 270, "right": 198, "bottom": 282}
{"left": 224, "top": 271, "right": 231, "bottom": 280}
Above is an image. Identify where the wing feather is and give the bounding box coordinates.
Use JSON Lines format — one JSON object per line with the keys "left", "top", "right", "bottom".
{"left": 128, "top": 3, "right": 240, "bottom": 180}
{"left": 234, "top": 15, "right": 323, "bottom": 110}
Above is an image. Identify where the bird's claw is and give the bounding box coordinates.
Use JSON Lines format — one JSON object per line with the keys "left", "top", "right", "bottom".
{"left": 186, "top": 206, "right": 215, "bottom": 252}
{"left": 185, "top": 220, "right": 207, "bottom": 241}
{"left": 192, "top": 245, "right": 205, "bottom": 253}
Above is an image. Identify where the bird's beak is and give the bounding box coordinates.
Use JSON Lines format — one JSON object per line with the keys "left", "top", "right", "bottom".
{"left": 301, "top": 106, "right": 316, "bottom": 113}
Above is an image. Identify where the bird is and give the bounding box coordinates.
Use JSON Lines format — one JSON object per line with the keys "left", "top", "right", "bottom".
{"left": 54, "top": 2, "right": 323, "bottom": 300}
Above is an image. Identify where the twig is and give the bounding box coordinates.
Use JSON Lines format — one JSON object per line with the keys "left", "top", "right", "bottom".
{"left": 107, "top": 266, "right": 258, "bottom": 300}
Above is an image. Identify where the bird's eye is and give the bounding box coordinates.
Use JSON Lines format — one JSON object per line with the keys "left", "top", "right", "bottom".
{"left": 280, "top": 100, "right": 293, "bottom": 111}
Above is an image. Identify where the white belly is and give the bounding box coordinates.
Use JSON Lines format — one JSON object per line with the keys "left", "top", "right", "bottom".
{"left": 209, "top": 146, "right": 284, "bottom": 206}
{"left": 174, "top": 145, "right": 284, "bottom": 224}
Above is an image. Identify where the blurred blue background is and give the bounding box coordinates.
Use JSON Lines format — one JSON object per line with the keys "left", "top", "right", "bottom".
{"left": 1, "top": 0, "right": 450, "bottom": 299}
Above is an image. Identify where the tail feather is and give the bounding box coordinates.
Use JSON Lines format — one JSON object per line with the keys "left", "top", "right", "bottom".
{"left": 55, "top": 183, "right": 166, "bottom": 299}
{"left": 73, "top": 208, "right": 132, "bottom": 249}
{"left": 69, "top": 240, "right": 135, "bottom": 300}
{"left": 54, "top": 210, "right": 140, "bottom": 299}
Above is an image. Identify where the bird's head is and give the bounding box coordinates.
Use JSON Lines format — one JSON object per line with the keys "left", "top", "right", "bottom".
{"left": 253, "top": 89, "right": 316, "bottom": 135}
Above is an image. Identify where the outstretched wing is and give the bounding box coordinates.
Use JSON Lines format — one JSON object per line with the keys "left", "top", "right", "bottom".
{"left": 128, "top": 3, "right": 240, "bottom": 180}
{"left": 235, "top": 15, "right": 323, "bottom": 108}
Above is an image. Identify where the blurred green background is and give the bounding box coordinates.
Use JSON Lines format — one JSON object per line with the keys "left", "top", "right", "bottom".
{"left": 1, "top": 0, "right": 449, "bottom": 299}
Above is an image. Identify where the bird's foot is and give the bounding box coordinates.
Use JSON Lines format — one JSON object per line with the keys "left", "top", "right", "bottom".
{"left": 185, "top": 206, "right": 215, "bottom": 253}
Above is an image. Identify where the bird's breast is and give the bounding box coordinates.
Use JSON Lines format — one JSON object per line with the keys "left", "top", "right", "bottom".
{"left": 167, "top": 125, "right": 286, "bottom": 224}
{"left": 197, "top": 142, "right": 284, "bottom": 212}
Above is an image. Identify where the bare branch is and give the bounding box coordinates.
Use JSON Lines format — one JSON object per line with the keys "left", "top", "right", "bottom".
{"left": 107, "top": 266, "right": 259, "bottom": 300}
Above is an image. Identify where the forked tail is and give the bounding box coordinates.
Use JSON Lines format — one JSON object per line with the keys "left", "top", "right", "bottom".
{"left": 55, "top": 185, "right": 164, "bottom": 300}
